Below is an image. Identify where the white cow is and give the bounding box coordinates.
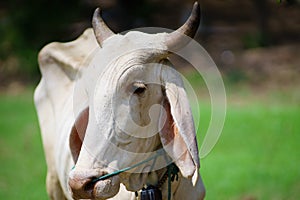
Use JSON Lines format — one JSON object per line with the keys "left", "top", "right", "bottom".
{"left": 34, "top": 2, "right": 205, "bottom": 200}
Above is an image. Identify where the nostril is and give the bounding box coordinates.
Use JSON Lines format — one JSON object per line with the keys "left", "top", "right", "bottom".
{"left": 68, "top": 172, "right": 96, "bottom": 198}
{"left": 69, "top": 171, "right": 105, "bottom": 191}
{"left": 69, "top": 177, "right": 94, "bottom": 199}
{"left": 84, "top": 177, "right": 97, "bottom": 191}
{"left": 69, "top": 170, "right": 120, "bottom": 199}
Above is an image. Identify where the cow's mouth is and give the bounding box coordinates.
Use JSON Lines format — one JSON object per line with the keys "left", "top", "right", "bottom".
{"left": 69, "top": 169, "right": 121, "bottom": 199}
{"left": 91, "top": 176, "right": 121, "bottom": 199}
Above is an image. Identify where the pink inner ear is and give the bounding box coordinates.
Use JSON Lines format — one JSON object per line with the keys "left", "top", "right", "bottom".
{"left": 160, "top": 99, "right": 183, "bottom": 147}
{"left": 69, "top": 107, "right": 89, "bottom": 163}
{"left": 159, "top": 99, "right": 196, "bottom": 178}
{"left": 160, "top": 100, "right": 176, "bottom": 145}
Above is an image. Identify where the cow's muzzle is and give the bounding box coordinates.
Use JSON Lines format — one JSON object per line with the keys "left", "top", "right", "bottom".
{"left": 68, "top": 168, "right": 120, "bottom": 199}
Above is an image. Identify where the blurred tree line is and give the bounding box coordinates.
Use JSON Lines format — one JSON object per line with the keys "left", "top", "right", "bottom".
{"left": 0, "top": 0, "right": 299, "bottom": 86}
{"left": 0, "top": 0, "right": 93, "bottom": 84}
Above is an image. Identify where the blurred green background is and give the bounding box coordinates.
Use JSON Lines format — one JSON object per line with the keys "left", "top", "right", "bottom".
{"left": 0, "top": 0, "right": 299, "bottom": 199}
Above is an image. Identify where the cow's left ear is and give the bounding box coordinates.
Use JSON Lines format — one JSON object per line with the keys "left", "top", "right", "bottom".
{"left": 69, "top": 107, "right": 89, "bottom": 163}
{"left": 159, "top": 64, "right": 200, "bottom": 185}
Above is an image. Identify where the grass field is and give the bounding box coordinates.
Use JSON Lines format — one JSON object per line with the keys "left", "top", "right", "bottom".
{"left": 0, "top": 86, "right": 299, "bottom": 199}
{"left": 200, "top": 100, "right": 300, "bottom": 199}
{"left": 0, "top": 88, "right": 48, "bottom": 199}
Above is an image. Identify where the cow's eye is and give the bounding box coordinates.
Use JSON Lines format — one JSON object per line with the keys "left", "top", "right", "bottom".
{"left": 132, "top": 82, "right": 147, "bottom": 95}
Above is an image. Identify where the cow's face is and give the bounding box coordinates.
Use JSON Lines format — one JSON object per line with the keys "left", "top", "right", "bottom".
{"left": 69, "top": 4, "right": 201, "bottom": 200}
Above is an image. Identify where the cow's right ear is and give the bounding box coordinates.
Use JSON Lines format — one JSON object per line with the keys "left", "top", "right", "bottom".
{"left": 69, "top": 107, "right": 89, "bottom": 163}
{"left": 159, "top": 64, "right": 200, "bottom": 186}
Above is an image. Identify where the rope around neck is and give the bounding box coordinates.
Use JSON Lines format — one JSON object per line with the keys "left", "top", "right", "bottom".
{"left": 89, "top": 149, "right": 166, "bottom": 183}
{"left": 167, "top": 163, "right": 179, "bottom": 200}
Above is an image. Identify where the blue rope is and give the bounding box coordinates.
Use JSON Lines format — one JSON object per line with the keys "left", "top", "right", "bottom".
{"left": 89, "top": 150, "right": 166, "bottom": 183}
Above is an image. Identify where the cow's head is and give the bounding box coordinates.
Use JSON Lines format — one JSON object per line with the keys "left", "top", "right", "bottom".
{"left": 69, "top": 2, "right": 202, "bottom": 199}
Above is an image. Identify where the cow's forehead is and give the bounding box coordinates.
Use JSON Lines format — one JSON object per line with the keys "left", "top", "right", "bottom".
{"left": 86, "top": 31, "right": 168, "bottom": 78}
{"left": 81, "top": 31, "right": 168, "bottom": 97}
{"left": 103, "top": 31, "right": 168, "bottom": 52}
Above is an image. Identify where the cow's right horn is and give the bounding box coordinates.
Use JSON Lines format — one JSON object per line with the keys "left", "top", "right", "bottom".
{"left": 92, "top": 8, "right": 115, "bottom": 47}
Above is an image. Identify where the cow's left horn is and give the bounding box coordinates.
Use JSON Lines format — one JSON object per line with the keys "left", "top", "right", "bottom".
{"left": 165, "top": 1, "right": 200, "bottom": 51}
{"left": 92, "top": 8, "right": 115, "bottom": 47}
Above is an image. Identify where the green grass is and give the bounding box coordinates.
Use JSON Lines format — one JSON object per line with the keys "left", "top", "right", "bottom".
{"left": 0, "top": 89, "right": 48, "bottom": 199}
{"left": 0, "top": 86, "right": 299, "bottom": 199}
{"left": 198, "top": 96, "right": 300, "bottom": 199}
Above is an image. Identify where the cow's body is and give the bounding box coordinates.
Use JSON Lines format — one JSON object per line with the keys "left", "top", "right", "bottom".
{"left": 35, "top": 3, "right": 205, "bottom": 200}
